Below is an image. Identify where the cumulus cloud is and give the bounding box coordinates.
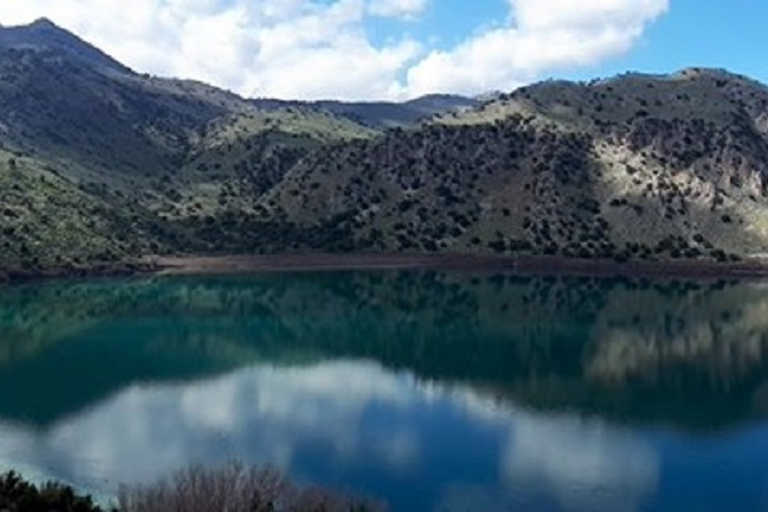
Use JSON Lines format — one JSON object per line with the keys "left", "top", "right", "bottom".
{"left": 0, "top": 0, "right": 669, "bottom": 100}
{"left": 406, "top": 0, "right": 669, "bottom": 96}
{"left": 368, "top": 0, "right": 430, "bottom": 18}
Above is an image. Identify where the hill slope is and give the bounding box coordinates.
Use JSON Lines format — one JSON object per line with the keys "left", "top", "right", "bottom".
{"left": 0, "top": 20, "right": 381, "bottom": 271}
{"left": 1, "top": 19, "right": 768, "bottom": 274}
{"left": 261, "top": 68, "right": 768, "bottom": 261}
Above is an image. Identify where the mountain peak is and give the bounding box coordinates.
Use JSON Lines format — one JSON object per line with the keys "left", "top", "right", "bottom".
{"left": 0, "top": 18, "right": 132, "bottom": 75}
{"left": 29, "top": 17, "right": 59, "bottom": 29}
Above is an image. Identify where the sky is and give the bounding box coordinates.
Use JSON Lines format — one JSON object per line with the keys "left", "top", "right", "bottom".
{"left": 0, "top": 0, "right": 765, "bottom": 101}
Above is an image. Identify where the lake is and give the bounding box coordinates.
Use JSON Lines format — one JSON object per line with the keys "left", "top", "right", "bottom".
{"left": 2, "top": 271, "right": 768, "bottom": 511}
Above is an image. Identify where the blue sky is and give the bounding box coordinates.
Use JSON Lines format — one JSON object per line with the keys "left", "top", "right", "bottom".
{"left": 583, "top": 0, "right": 768, "bottom": 83}
{"left": 0, "top": 0, "right": 765, "bottom": 100}
{"left": 368, "top": 0, "right": 768, "bottom": 85}
{"left": 366, "top": 0, "right": 510, "bottom": 49}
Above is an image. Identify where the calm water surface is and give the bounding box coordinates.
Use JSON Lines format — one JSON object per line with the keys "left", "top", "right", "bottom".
{"left": 2, "top": 271, "right": 768, "bottom": 511}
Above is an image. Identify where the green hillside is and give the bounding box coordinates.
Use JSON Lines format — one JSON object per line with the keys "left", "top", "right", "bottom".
{"left": 264, "top": 69, "right": 768, "bottom": 261}
{"left": 2, "top": 19, "right": 768, "bottom": 275}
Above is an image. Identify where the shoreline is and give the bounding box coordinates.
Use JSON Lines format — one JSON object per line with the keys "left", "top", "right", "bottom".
{"left": 0, "top": 261, "right": 156, "bottom": 285}
{"left": 3, "top": 253, "right": 768, "bottom": 285}
{"left": 152, "top": 253, "right": 768, "bottom": 281}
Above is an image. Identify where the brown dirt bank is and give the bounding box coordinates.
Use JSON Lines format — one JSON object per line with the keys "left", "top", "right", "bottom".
{"left": 4, "top": 254, "right": 768, "bottom": 286}
{"left": 153, "top": 254, "right": 768, "bottom": 280}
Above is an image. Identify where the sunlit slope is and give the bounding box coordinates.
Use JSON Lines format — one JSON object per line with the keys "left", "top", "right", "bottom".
{"left": 262, "top": 69, "right": 768, "bottom": 259}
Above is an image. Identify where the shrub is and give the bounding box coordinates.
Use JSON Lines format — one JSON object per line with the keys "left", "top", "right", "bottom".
{"left": 1, "top": 466, "right": 379, "bottom": 512}
{"left": 711, "top": 249, "right": 727, "bottom": 262}
{"left": 118, "top": 463, "right": 379, "bottom": 512}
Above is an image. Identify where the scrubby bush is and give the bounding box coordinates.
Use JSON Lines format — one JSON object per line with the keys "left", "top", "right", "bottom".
{"left": 1, "top": 465, "right": 379, "bottom": 512}
{"left": 119, "top": 464, "right": 378, "bottom": 512}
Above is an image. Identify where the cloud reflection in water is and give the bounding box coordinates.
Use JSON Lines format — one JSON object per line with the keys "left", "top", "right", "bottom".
{"left": 0, "top": 360, "right": 659, "bottom": 512}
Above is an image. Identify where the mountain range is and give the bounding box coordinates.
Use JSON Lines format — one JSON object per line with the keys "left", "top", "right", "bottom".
{"left": 1, "top": 18, "right": 768, "bottom": 275}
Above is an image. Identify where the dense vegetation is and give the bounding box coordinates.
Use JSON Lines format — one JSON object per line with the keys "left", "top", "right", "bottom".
{"left": 2, "top": 20, "right": 768, "bottom": 275}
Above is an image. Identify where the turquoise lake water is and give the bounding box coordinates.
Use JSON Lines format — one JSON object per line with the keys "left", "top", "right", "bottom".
{"left": 1, "top": 271, "right": 768, "bottom": 511}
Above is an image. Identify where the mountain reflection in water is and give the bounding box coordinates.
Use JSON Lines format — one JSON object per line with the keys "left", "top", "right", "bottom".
{"left": 1, "top": 272, "right": 768, "bottom": 512}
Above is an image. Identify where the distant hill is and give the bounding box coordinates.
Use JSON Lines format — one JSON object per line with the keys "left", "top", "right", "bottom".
{"left": 251, "top": 94, "right": 478, "bottom": 128}
{"left": 1, "top": 18, "right": 768, "bottom": 275}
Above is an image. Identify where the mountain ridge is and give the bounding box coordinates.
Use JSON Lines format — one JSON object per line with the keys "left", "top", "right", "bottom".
{"left": 250, "top": 93, "right": 478, "bottom": 129}
{"left": 1, "top": 19, "right": 768, "bottom": 277}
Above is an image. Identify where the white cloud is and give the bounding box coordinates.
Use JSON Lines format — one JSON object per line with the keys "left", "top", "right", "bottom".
{"left": 368, "top": 0, "right": 429, "bottom": 18}
{"left": 405, "top": 0, "right": 669, "bottom": 96}
{"left": 0, "top": 0, "right": 669, "bottom": 100}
